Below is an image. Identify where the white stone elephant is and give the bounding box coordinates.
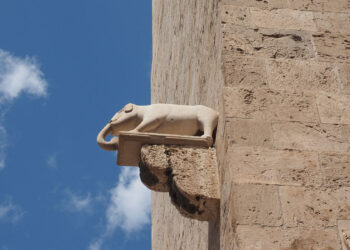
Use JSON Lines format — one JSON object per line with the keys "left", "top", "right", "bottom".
{"left": 97, "top": 103, "right": 219, "bottom": 151}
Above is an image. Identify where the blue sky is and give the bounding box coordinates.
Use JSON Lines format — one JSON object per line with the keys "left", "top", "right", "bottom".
{"left": 0, "top": 1, "right": 152, "bottom": 249}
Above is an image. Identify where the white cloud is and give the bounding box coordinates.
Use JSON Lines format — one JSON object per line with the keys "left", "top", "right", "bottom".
{"left": 0, "top": 49, "right": 47, "bottom": 170}
{"left": 0, "top": 199, "right": 24, "bottom": 224}
{"left": 106, "top": 167, "right": 151, "bottom": 233}
{"left": 0, "top": 49, "right": 47, "bottom": 102}
{"left": 47, "top": 153, "right": 57, "bottom": 169}
{"left": 87, "top": 239, "right": 103, "bottom": 250}
{"left": 63, "top": 190, "right": 93, "bottom": 213}
{"left": 88, "top": 167, "right": 151, "bottom": 250}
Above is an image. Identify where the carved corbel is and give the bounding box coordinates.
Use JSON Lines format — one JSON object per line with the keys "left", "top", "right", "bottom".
{"left": 97, "top": 103, "right": 220, "bottom": 221}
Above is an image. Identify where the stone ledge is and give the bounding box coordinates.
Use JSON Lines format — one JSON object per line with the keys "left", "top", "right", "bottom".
{"left": 117, "top": 132, "right": 213, "bottom": 166}
{"left": 139, "top": 145, "right": 220, "bottom": 221}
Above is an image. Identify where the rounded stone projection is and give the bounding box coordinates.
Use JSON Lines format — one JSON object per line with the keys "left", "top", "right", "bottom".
{"left": 139, "top": 144, "right": 220, "bottom": 222}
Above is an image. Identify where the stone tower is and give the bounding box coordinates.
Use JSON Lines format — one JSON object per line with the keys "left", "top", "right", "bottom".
{"left": 151, "top": 0, "right": 350, "bottom": 249}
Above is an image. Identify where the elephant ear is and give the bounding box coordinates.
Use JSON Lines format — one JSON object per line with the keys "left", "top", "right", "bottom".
{"left": 124, "top": 103, "right": 133, "bottom": 113}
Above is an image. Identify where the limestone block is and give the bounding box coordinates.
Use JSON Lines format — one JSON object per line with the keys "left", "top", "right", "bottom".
{"left": 235, "top": 225, "right": 341, "bottom": 250}
{"left": 227, "top": 145, "right": 322, "bottom": 187}
{"left": 223, "top": 55, "right": 268, "bottom": 88}
{"left": 224, "top": 87, "right": 319, "bottom": 122}
{"left": 223, "top": 25, "right": 315, "bottom": 60}
{"left": 230, "top": 183, "right": 283, "bottom": 226}
{"left": 266, "top": 59, "right": 339, "bottom": 93}
{"left": 226, "top": 119, "right": 273, "bottom": 147}
{"left": 220, "top": 5, "right": 251, "bottom": 27}
{"left": 250, "top": 9, "right": 317, "bottom": 31}
{"left": 279, "top": 186, "right": 350, "bottom": 227}
{"left": 314, "top": 12, "right": 350, "bottom": 35}
{"left": 313, "top": 32, "right": 350, "bottom": 62}
{"left": 221, "top": 0, "right": 289, "bottom": 9}
{"left": 338, "top": 220, "right": 350, "bottom": 250}
{"left": 338, "top": 63, "right": 350, "bottom": 94}
{"left": 140, "top": 145, "right": 220, "bottom": 221}
{"left": 317, "top": 92, "right": 350, "bottom": 124}
{"left": 289, "top": 0, "right": 349, "bottom": 12}
{"left": 320, "top": 152, "right": 350, "bottom": 188}
{"left": 272, "top": 121, "right": 350, "bottom": 152}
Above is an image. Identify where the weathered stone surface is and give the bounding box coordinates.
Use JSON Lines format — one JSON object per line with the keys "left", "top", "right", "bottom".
{"left": 151, "top": 192, "right": 210, "bottom": 250}
{"left": 273, "top": 122, "right": 350, "bottom": 152}
{"left": 338, "top": 220, "right": 350, "bottom": 250}
{"left": 266, "top": 59, "right": 339, "bottom": 93}
{"left": 317, "top": 92, "right": 350, "bottom": 124}
{"left": 140, "top": 145, "right": 220, "bottom": 221}
{"left": 314, "top": 12, "right": 350, "bottom": 35}
{"left": 223, "top": 55, "right": 268, "bottom": 88}
{"left": 221, "top": 0, "right": 289, "bottom": 9}
{"left": 320, "top": 152, "right": 350, "bottom": 188}
{"left": 226, "top": 119, "right": 273, "bottom": 147}
{"left": 230, "top": 183, "right": 283, "bottom": 226}
{"left": 338, "top": 63, "right": 350, "bottom": 94}
{"left": 151, "top": 0, "right": 223, "bottom": 246}
{"left": 235, "top": 225, "right": 341, "bottom": 250}
{"left": 220, "top": 5, "right": 251, "bottom": 27}
{"left": 250, "top": 9, "right": 317, "bottom": 31}
{"left": 289, "top": 0, "right": 349, "bottom": 12}
{"left": 222, "top": 25, "right": 315, "bottom": 59}
{"left": 224, "top": 87, "right": 319, "bottom": 122}
{"left": 313, "top": 32, "right": 350, "bottom": 62}
{"left": 227, "top": 145, "right": 322, "bottom": 186}
{"left": 280, "top": 186, "right": 350, "bottom": 227}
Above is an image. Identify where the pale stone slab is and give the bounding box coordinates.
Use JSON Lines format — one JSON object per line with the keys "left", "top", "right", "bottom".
{"left": 117, "top": 132, "right": 212, "bottom": 166}
{"left": 251, "top": 9, "right": 317, "bottom": 31}
{"left": 289, "top": 0, "right": 349, "bottom": 12}
{"left": 230, "top": 183, "right": 283, "bottom": 226}
{"left": 227, "top": 145, "right": 322, "bottom": 186}
{"left": 320, "top": 152, "right": 350, "bottom": 188}
{"left": 266, "top": 59, "right": 339, "bottom": 93}
{"left": 235, "top": 225, "right": 341, "bottom": 250}
{"left": 224, "top": 87, "right": 319, "bottom": 122}
{"left": 338, "top": 63, "right": 350, "bottom": 94}
{"left": 272, "top": 122, "right": 350, "bottom": 152}
{"left": 280, "top": 186, "right": 350, "bottom": 227}
{"left": 314, "top": 12, "right": 350, "bottom": 35}
{"left": 223, "top": 55, "right": 268, "bottom": 88}
{"left": 223, "top": 25, "right": 315, "bottom": 59}
{"left": 226, "top": 119, "right": 273, "bottom": 147}
{"left": 313, "top": 32, "right": 350, "bottom": 62}
{"left": 317, "top": 92, "right": 350, "bottom": 124}
{"left": 338, "top": 220, "right": 350, "bottom": 250}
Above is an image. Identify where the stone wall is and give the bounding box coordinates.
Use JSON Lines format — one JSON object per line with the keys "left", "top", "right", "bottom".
{"left": 151, "top": 0, "right": 350, "bottom": 249}
{"left": 151, "top": 0, "right": 223, "bottom": 249}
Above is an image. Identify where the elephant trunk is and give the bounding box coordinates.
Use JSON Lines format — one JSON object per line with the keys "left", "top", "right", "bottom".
{"left": 97, "top": 123, "right": 119, "bottom": 151}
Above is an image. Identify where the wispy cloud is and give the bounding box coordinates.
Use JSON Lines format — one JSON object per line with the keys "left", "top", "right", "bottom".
{"left": 0, "top": 49, "right": 47, "bottom": 102}
{"left": 0, "top": 49, "right": 48, "bottom": 169}
{"left": 47, "top": 153, "right": 57, "bottom": 169}
{"left": 88, "top": 167, "right": 151, "bottom": 250}
{"left": 0, "top": 198, "right": 24, "bottom": 224}
{"left": 62, "top": 190, "right": 93, "bottom": 213}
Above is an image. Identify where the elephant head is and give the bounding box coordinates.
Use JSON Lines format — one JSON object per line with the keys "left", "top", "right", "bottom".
{"left": 97, "top": 103, "right": 142, "bottom": 151}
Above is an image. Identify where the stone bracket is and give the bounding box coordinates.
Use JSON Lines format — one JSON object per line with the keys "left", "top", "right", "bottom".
{"left": 139, "top": 144, "right": 220, "bottom": 222}
{"left": 115, "top": 132, "right": 220, "bottom": 221}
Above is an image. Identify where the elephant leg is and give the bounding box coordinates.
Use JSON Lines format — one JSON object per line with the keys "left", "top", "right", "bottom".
{"left": 130, "top": 117, "right": 163, "bottom": 133}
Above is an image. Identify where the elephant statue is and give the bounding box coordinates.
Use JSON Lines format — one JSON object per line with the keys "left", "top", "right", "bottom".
{"left": 97, "top": 103, "right": 219, "bottom": 151}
